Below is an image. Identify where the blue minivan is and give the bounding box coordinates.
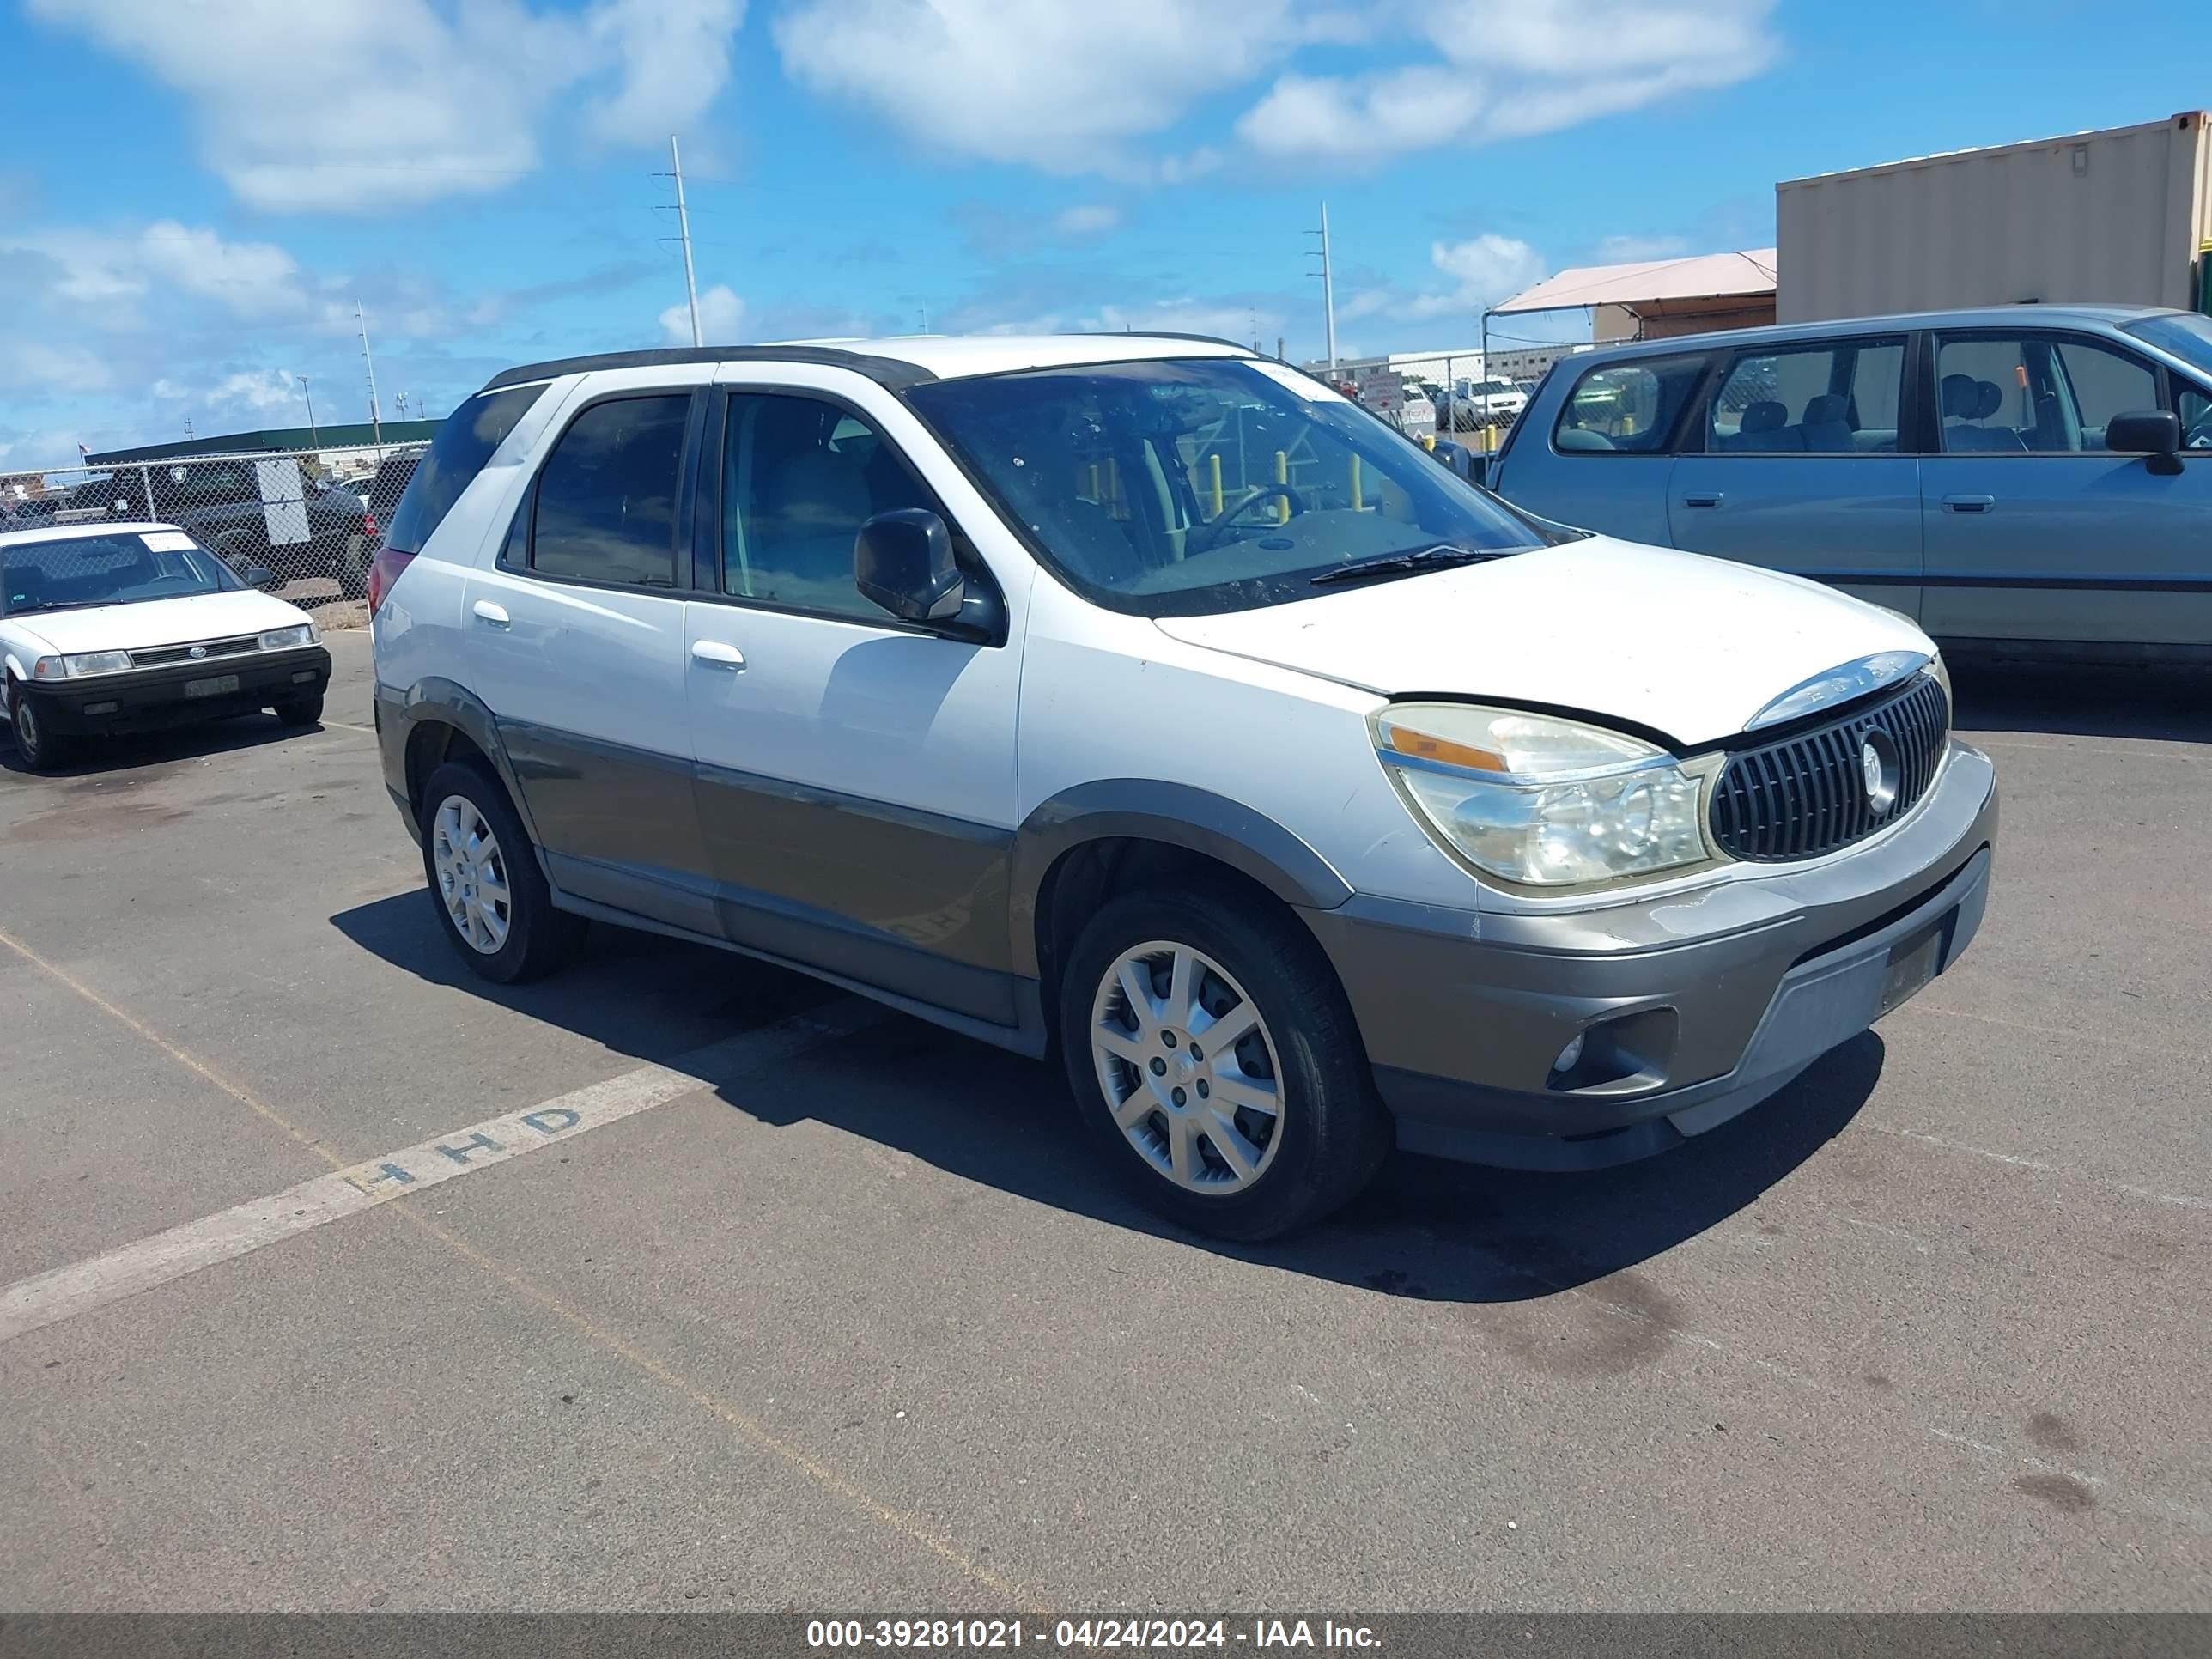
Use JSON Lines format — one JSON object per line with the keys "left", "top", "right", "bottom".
{"left": 1486, "top": 306, "right": 2212, "bottom": 658}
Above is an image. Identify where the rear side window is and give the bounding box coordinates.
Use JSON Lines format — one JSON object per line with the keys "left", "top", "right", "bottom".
{"left": 527, "top": 395, "right": 690, "bottom": 587}
{"left": 1553, "top": 356, "right": 1707, "bottom": 454}
{"left": 1710, "top": 337, "right": 1905, "bottom": 453}
{"left": 382, "top": 383, "right": 545, "bottom": 554}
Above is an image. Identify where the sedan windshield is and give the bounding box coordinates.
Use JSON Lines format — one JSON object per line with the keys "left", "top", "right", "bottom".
{"left": 1, "top": 532, "right": 240, "bottom": 617}
{"left": 906, "top": 356, "right": 1555, "bottom": 616}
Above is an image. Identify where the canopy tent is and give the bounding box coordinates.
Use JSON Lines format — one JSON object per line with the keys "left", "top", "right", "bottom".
{"left": 1490, "top": 248, "right": 1779, "bottom": 343}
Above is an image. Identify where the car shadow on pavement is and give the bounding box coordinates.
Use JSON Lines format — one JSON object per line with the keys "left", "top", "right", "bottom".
{"left": 333, "top": 890, "right": 1883, "bottom": 1304}
{"left": 1948, "top": 658, "right": 2212, "bottom": 744}
{"left": 0, "top": 711, "right": 330, "bottom": 781}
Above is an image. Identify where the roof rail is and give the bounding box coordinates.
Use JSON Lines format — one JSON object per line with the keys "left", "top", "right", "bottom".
{"left": 1061, "top": 331, "right": 1259, "bottom": 354}
{"left": 480, "top": 344, "right": 939, "bottom": 393}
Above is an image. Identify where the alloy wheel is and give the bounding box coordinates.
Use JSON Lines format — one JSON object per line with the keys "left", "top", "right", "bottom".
{"left": 431, "top": 794, "right": 514, "bottom": 956}
{"left": 1090, "top": 939, "right": 1285, "bottom": 1194}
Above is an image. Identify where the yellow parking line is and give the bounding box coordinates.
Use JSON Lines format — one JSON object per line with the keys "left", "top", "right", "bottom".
{"left": 0, "top": 921, "right": 1042, "bottom": 1611}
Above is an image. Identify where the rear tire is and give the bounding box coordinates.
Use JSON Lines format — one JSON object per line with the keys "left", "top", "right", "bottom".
{"left": 274, "top": 695, "right": 324, "bottom": 728}
{"left": 8, "top": 680, "right": 70, "bottom": 773}
{"left": 418, "top": 760, "right": 581, "bottom": 983}
{"left": 1058, "top": 884, "right": 1391, "bottom": 1241}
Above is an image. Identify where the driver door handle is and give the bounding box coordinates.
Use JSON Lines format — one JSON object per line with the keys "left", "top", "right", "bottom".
{"left": 690, "top": 639, "right": 746, "bottom": 670}
{"left": 471, "top": 600, "right": 511, "bottom": 628}
{"left": 1942, "top": 495, "right": 1995, "bottom": 514}
{"left": 1681, "top": 491, "right": 1724, "bottom": 508}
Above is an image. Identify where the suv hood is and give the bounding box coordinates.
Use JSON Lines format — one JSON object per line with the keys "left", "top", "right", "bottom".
{"left": 4, "top": 588, "right": 312, "bottom": 656}
{"left": 1152, "top": 538, "right": 1933, "bottom": 747}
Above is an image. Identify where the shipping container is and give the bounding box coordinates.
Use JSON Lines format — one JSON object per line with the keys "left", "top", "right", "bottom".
{"left": 1778, "top": 112, "right": 2211, "bottom": 323}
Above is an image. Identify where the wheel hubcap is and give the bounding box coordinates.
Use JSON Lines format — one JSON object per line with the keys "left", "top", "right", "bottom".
{"left": 1091, "top": 939, "right": 1284, "bottom": 1195}
{"left": 431, "top": 795, "right": 513, "bottom": 956}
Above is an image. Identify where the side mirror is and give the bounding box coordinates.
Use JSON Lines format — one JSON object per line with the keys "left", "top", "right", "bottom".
{"left": 2106, "top": 409, "right": 2183, "bottom": 474}
{"left": 1431, "top": 441, "right": 1472, "bottom": 481}
{"left": 240, "top": 563, "right": 277, "bottom": 589}
{"left": 854, "top": 508, "right": 964, "bottom": 623}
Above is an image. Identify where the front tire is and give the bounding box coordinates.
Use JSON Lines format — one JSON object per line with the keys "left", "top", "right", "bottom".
{"left": 274, "top": 695, "right": 325, "bottom": 728}
{"left": 419, "top": 760, "right": 581, "bottom": 983}
{"left": 9, "top": 682, "right": 70, "bottom": 773}
{"left": 1058, "top": 885, "right": 1391, "bottom": 1241}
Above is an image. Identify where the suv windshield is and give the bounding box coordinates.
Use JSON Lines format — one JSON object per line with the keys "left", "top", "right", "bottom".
{"left": 907, "top": 356, "right": 1553, "bottom": 616}
{"left": 1, "top": 531, "right": 241, "bottom": 617}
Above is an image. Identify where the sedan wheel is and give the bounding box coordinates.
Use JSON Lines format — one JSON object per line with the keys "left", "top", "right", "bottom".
{"left": 431, "top": 793, "right": 514, "bottom": 955}
{"left": 1091, "top": 939, "right": 1285, "bottom": 1194}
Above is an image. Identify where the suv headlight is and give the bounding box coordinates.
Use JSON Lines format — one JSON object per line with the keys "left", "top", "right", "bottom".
{"left": 259, "top": 623, "right": 318, "bottom": 650}
{"left": 34, "top": 650, "right": 135, "bottom": 678}
{"left": 1375, "top": 702, "right": 1714, "bottom": 889}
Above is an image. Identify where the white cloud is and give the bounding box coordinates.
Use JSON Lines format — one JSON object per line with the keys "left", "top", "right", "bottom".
{"left": 1239, "top": 0, "right": 1778, "bottom": 165}
{"left": 27, "top": 0, "right": 743, "bottom": 211}
{"left": 1341, "top": 234, "right": 1547, "bottom": 327}
{"left": 775, "top": 0, "right": 1322, "bottom": 175}
{"left": 9, "top": 343, "right": 115, "bottom": 394}
{"left": 662, "top": 283, "right": 746, "bottom": 343}
{"left": 1054, "top": 204, "right": 1122, "bottom": 237}
{"left": 0, "top": 221, "right": 308, "bottom": 325}
{"left": 206, "top": 369, "right": 304, "bottom": 415}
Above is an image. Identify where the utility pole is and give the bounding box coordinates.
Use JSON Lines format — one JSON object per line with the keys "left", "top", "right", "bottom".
{"left": 298, "top": 375, "right": 318, "bottom": 449}
{"left": 1306, "top": 202, "right": 1339, "bottom": 372}
{"left": 357, "top": 301, "right": 384, "bottom": 458}
{"left": 184, "top": 417, "right": 195, "bottom": 441}
{"left": 659, "top": 135, "right": 703, "bottom": 346}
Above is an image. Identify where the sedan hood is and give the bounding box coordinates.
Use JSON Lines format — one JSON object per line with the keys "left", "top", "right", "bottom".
{"left": 1152, "top": 538, "right": 1933, "bottom": 747}
{"left": 6, "top": 588, "right": 312, "bottom": 656}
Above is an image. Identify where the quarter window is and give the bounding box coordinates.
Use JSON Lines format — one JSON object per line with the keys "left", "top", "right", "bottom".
{"left": 528, "top": 394, "right": 690, "bottom": 586}
{"left": 720, "top": 394, "right": 933, "bottom": 618}
{"left": 1710, "top": 339, "right": 1904, "bottom": 453}
{"left": 1553, "top": 356, "right": 1707, "bottom": 454}
{"left": 386, "top": 383, "right": 544, "bottom": 554}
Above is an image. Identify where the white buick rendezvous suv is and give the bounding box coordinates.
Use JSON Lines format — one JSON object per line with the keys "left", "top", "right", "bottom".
{"left": 368, "top": 335, "right": 1997, "bottom": 1238}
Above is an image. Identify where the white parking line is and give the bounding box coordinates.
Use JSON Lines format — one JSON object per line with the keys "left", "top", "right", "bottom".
{"left": 0, "top": 1005, "right": 878, "bottom": 1345}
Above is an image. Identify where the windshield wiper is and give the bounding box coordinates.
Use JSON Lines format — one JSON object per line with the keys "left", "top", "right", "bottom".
{"left": 1310, "top": 545, "right": 1499, "bottom": 586}
{"left": 12, "top": 599, "right": 102, "bottom": 615}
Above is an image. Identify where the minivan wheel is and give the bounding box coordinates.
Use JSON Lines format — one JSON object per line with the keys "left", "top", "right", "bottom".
{"left": 1059, "top": 887, "right": 1391, "bottom": 1241}
{"left": 419, "top": 760, "right": 582, "bottom": 983}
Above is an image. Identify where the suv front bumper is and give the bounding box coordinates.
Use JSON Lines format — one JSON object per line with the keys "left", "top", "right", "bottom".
{"left": 1302, "top": 743, "right": 1998, "bottom": 1170}
{"left": 16, "top": 647, "right": 331, "bottom": 737}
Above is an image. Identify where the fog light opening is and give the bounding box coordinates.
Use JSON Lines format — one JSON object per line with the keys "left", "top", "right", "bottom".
{"left": 1546, "top": 1006, "right": 1680, "bottom": 1095}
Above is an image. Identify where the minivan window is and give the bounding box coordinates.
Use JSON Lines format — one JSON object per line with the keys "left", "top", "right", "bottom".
{"left": 383, "top": 383, "right": 545, "bottom": 554}
{"left": 1710, "top": 338, "right": 1904, "bottom": 453}
{"left": 1936, "top": 334, "right": 2159, "bottom": 453}
{"left": 1552, "top": 356, "right": 1706, "bottom": 454}
{"left": 528, "top": 395, "right": 689, "bottom": 587}
{"left": 720, "top": 394, "right": 934, "bottom": 618}
{"left": 908, "top": 357, "right": 1552, "bottom": 617}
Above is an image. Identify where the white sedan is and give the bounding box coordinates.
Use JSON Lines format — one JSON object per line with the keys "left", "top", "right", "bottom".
{"left": 1, "top": 520, "right": 331, "bottom": 771}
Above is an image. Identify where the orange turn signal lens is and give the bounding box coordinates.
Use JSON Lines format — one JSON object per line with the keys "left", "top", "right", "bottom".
{"left": 1384, "top": 726, "right": 1509, "bottom": 772}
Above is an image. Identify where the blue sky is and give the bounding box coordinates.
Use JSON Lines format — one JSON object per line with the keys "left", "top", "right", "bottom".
{"left": 6, "top": 0, "right": 2209, "bottom": 459}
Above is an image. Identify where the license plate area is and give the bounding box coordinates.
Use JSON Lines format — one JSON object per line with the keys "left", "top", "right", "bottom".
{"left": 184, "top": 673, "right": 241, "bottom": 699}
{"left": 1878, "top": 922, "right": 1944, "bottom": 1014}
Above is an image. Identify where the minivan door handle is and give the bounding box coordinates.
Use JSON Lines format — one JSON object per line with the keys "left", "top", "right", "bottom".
{"left": 690, "top": 639, "right": 746, "bottom": 670}
{"left": 471, "top": 600, "right": 511, "bottom": 628}
{"left": 1942, "top": 495, "right": 1995, "bottom": 514}
{"left": 1680, "top": 491, "right": 1724, "bottom": 509}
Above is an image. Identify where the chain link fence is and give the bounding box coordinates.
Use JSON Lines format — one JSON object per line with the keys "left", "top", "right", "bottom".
{"left": 3, "top": 443, "right": 428, "bottom": 618}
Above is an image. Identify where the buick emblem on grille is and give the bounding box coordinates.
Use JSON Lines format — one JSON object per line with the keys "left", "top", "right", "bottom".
{"left": 187, "top": 645, "right": 208, "bottom": 659}
{"left": 1861, "top": 734, "right": 1899, "bottom": 817}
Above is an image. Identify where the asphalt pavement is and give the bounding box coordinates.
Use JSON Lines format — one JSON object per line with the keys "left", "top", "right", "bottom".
{"left": 1, "top": 629, "right": 2206, "bottom": 1613}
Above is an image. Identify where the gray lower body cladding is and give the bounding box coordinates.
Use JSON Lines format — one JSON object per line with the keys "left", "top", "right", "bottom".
{"left": 1304, "top": 745, "right": 1999, "bottom": 1170}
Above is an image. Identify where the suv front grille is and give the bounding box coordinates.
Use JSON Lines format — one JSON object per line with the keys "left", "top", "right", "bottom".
{"left": 130, "top": 635, "right": 263, "bottom": 669}
{"left": 1711, "top": 675, "right": 1949, "bottom": 863}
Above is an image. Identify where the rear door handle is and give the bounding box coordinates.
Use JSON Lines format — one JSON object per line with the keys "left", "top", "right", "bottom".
{"left": 1942, "top": 495, "right": 1995, "bottom": 514}
{"left": 1681, "top": 491, "right": 1724, "bottom": 508}
{"left": 690, "top": 639, "right": 746, "bottom": 670}
{"left": 471, "top": 600, "right": 510, "bottom": 628}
